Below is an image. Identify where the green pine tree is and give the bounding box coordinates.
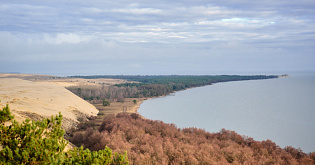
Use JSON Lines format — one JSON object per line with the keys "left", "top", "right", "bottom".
{"left": 0, "top": 104, "right": 128, "bottom": 165}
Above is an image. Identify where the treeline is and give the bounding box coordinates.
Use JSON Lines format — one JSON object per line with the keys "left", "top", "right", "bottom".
{"left": 70, "top": 75, "right": 278, "bottom": 86}
{"left": 70, "top": 113, "right": 315, "bottom": 164}
{"left": 67, "top": 84, "right": 173, "bottom": 101}
{"left": 67, "top": 75, "right": 278, "bottom": 101}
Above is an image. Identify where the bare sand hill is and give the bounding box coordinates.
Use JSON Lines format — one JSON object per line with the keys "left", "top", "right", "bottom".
{"left": 0, "top": 73, "right": 129, "bottom": 87}
{"left": 0, "top": 77, "right": 99, "bottom": 130}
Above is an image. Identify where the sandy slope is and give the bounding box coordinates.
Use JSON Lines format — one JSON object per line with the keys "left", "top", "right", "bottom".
{"left": 0, "top": 78, "right": 99, "bottom": 129}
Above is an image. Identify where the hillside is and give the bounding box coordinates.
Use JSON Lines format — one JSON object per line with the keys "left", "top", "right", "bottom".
{"left": 70, "top": 113, "right": 315, "bottom": 164}
{"left": 0, "top": 74, "right": 99, "bottom": 130}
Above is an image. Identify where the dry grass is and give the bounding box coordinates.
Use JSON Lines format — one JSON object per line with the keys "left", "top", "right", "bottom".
{"left": 94, "top": 98, "right": 146, "bottom": 115}
{"left": 89, "top": 98, "right": 147, "bottom": 127}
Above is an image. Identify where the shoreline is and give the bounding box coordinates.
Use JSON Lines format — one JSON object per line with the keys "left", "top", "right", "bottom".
{"left": 135, "top": 75, "right": 281, "bottom": 114}
{"left": 134, "top": 76, "right": 282, "bottom": 115}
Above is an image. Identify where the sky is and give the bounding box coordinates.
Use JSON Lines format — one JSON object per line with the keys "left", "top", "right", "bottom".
{"left": 1, "top": 0, "right": 315, "bottom": 76}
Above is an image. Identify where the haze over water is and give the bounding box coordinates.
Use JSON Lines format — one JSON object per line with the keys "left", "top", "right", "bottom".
{"left": 139, "top": 73, "right": 315, "bottom": 153}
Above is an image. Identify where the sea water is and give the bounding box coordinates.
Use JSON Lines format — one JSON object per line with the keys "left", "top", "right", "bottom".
{"left": 138, "top": 73, "right": 315, "bottom": 153}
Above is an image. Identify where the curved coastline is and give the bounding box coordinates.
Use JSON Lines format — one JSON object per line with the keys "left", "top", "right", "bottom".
{"left": 137, "top": 74, "right": 315, "bottom": 153}
{"left": 136, "top": 75, "right": 282, "bottom": 114}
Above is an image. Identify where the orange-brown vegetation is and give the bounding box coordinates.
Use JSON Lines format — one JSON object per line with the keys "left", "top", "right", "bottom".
{"left": 70, "top": 113, "right": 314, "bottom": 164}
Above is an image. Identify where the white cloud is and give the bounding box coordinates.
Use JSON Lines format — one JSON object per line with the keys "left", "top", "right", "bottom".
{"left": 80, "top": 18, "right": 94, "bottom": 22}
{"left": 42, "top": 33, "right": 93, "bottom": 44}
{"left": 112, "top": 8, "right": 162, "bottom": 14}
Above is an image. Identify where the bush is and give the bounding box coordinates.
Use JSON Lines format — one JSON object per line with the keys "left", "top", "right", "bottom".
{"left": 65, "top": 146, "right": 128, "bottom": 165}
{"left": 0, "top": 104, "right": 129, "bottom": 165}
{"left": 103, "top": 99, "right": 110, "bottom": 106}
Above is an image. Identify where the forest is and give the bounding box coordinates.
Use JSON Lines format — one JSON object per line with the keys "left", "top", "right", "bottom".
{"left": 70, "top": 113, "right": 315, "bottom": 164}
{"left": 67, "top": 75, "right": 278, "bottom": 102}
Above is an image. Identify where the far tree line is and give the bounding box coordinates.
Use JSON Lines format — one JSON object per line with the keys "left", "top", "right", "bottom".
{"left": 67, "top": 75, "right": 278, "bottom": 103}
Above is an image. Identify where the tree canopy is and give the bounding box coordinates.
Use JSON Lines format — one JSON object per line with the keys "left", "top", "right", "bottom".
{"left": 0, "top": 104, "right": 129, "bottom": 165}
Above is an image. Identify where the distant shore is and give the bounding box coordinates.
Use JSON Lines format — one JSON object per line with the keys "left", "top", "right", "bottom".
{"left": 278, "top": 74, "right": 289, "bottom": 78}
{"left": 134, "top": 75, "right": 286, "bottom": 116}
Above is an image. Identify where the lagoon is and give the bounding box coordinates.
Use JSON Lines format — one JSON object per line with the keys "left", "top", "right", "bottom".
{"left": 139, "top": 73, "right": 315, "bottom": 153}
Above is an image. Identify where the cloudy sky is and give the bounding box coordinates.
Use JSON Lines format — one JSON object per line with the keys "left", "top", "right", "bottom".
{"left": 1, "top": 0, "right": 315, "bottom": 76}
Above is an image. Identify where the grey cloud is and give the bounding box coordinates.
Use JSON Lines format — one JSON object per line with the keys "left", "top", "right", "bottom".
{"left": 0, "top": 0, "right": 314, "bottom": 75}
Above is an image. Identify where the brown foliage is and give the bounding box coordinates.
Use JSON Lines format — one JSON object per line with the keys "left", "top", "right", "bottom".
{"left": 71, "top": 113, "right": 314, "bottom": 165}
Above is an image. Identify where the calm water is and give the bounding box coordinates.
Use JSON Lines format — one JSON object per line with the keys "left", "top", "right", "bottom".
{"left": 139, "top": 73, "right": 315, "bottom": 153}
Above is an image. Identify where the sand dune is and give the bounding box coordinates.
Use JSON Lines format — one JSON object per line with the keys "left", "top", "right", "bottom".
{"left": 0, "top": 77, "right": 99, "bottom": 130}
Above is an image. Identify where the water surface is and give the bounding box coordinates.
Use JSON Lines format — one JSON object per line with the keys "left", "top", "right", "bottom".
{"left": 139, "top": 73, "right": 315, "bottom": 153}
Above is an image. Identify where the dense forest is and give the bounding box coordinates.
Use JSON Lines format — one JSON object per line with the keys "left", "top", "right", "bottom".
{"left": 70, "top": 113, "right": 315, "bottom": 164}
{"left": 67, "top": 75, "right": 278, "bottom": 102}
